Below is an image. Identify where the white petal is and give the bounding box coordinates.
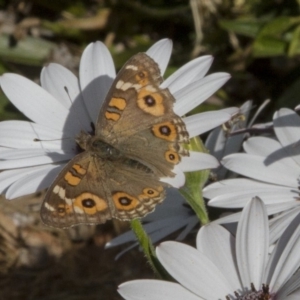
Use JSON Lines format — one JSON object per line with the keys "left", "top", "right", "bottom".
{"left": 0, "top": 120, "right": 74, "bottom": 150}
{"left": 220, "top": 107, "right": 240, "bottom": 115}
{"left": 266, "top": 213, "right": 300, "bottom": 293}
{"left": 184, "top": 111, "right": 231, "bottom": 138}
{"left": 149, "top": 216, "right": 198, "bottom": 244}
{"left": 208, "top": 189, "right": 297, "bottom": 209}
{"left": 175, "top": 217, "right": 199, "bottom": 241}
{"left": 0, "top": 74, "right": 69, "bottom": 131}
{"left": 157, "top": 241, "right": 232, "bottom": 299}
{"left": 248, "top": 99, "right": 269, "bottom": 127}
{"left": 269, "top": 207, "right": 300, "bottom": 244}
{"left": 146, "top": 39, "right": 172, "bottom": 75}
{"left": 106, "top": 215, "right": 197, "bottom": 255}
{"left": 79, "top": 41, "right": 115, "bottom": 123}
{"left": 276, "top": 270, "right": 300, "bottom": 300}
{"left": 284, "top": 290, "right": 300, "bottom": 300}
{"left": 213, "top": 202, "right": 300, "bottom": 225}
{"left": 162, "top": 56, "right": 213, "bottom": 93}
{"left": 144, "top": 189, "right": 187, "bottom": 221}
{"left": 180, "top": 152, "right": 219, "bottom": 172}
{"left": 160, "top": 165, "right": 185, "bottom": 187}
{"left": 105, "top": 217, "right": 185, "bottom": 247}
{"left": 0, "top": 165, "right": 52, "bottom": 194}
{"left": 6, "top": 164, "right": 63, "bottom": 198}
{"left": 244, "top": 137, "right": 297, "bottom": 171}
{"left": 174, "top": 73, "right": 230, "bottom": 116}
{"left": 0, "top": 148, "right": 72, "bottom": 159}
{"left": 212, "top": 211, "right": 243, "bottom": 224}
{"left": 204, "top": 178, "right": 292, "bottom": 200}
{"left": 243, "top": 137, "right": 281, "bottom": 156}
{"left": 41, "top": 63, "right": 91, "bottom": 131}
{"left": 274, "top": 108, "right": 300, "bottom": 166}
{"left": 41, "top": 63, "right": 78, "bottom": 109}
{"left": 119, "top": 280, "right": 202, "bottom": 300}
{"left": 197, "top": 224, "right": 241, "bottom": 291}
{"left": 236, "top": 197, "right": 268, "bottom": 290}
{"left": 0, "top": 151, "right": 71, "bottom": 169}
{"left": 222, "top": 154, "right": 298, "bottom": 187}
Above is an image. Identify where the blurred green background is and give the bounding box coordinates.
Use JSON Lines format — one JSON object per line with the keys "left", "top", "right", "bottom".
{"left": 1, "top": 0, "right": 300, "bottom": 122}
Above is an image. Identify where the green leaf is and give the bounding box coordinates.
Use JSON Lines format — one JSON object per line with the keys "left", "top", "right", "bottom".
{"left": 253, "top": 16, "right": 300, "bottom": 57}
{"left": 219, "top": 19, "right": 262, "bottom": 38}
{"left": 288, "top": 24, "right": 300, "bottom": 56}
{"left": 253, "top": 36, "right": 286, "bottom": 57}
{"left": 257, "top": 16, "right": 300, "bottom": 36}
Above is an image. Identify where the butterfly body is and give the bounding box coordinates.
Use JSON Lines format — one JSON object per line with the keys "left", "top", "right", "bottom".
{"left": 41, "top": 52, "right": 189, "bottom": 228}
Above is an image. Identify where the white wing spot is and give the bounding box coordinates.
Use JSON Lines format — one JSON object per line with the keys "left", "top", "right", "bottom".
{"left": 125, "top": 65, "right": 138, "bottom": 70}
{"left": 65, "top": 198, "right": 73, "bottom": 205}
{"left": 44, "top": 202, "right": 55, "bottom": 211}
{"left": 74, "top": 206, "right": 84, "bottom": 214}
{"left": 53, "top": 185, "right": 66, "bottom": 200}
{"left": 132, "top": 84, "right": 142, "bottom": 90}
{"left": 116, "top": 80, "right": 124, "bottom": 89}
{"left": 121, "top": 82, "right": 133, "bottom": 91}
{"left": 146, "top": 85, "right": 157, "bottom": 92}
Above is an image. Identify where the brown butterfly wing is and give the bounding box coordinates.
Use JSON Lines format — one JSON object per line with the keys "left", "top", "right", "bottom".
{"left": 41, "top": 152, "right": 166, "bottom": 228}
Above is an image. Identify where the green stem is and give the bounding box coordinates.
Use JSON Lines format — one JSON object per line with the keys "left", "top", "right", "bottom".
{"left": 180, "top": 136, "right": 210, "bottom": 225}
{"left": 180, "top": 182, "right": 209, "bottom": 225}
{"left": 130, "top": 219, "right": 172, "bottom": 280}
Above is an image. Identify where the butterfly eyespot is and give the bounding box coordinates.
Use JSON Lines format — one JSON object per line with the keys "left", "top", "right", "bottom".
{"left": 165, "top": 150, "right": 180, "bottom": 164}
{"left": 138, "top": 71, "right": 146, "bottom": 78}
{"left": 152, "top": 122, "right": 177, "bottom": 141}
{"left": 143, "top": 95, "right": 156, "bottom": 107}
{"left": 140, "top": 187, "right": 163, "bottom": 199}
{"left": 119, "top": 197, "right": 132, "bottom": 206}
{"left": 169, "top": 154, "right": 175, "bottom": 160}
{"left": 137, "top": 89, "right": 164, "bottom": 116}
{"left": 56, "top": 206, "right": 66, "bottom": 216}
{"left": 55, "top": 204, "right": 73, "bottom": 216}
{"left": 113, "top": 192, "right": 139, "bottom": 210}
{"left": 159, "top": 125, "right": 171, "bottom": 136}
{"left": 74, "top": 193, "right": 108, "bottom": 215}
{"left": 135, "top": 71, "right": 148, "bottom": 84}
{"left": 82, "top": 199, "right": 96, "bottom": 208}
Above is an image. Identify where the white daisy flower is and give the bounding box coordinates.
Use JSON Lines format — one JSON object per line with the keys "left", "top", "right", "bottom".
{"left": 0, "top": 39, "right": 229, "bottom": 200}
{"left": 203, "top": 108, "right": 300, "bottom": 242}
{"left": 119, "top": 197, "right": 300, "bottom": 300}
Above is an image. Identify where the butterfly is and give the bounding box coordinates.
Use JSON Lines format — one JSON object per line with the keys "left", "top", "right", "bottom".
{"left": 40, "top": 52, "right": 189, "bottom": 228}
